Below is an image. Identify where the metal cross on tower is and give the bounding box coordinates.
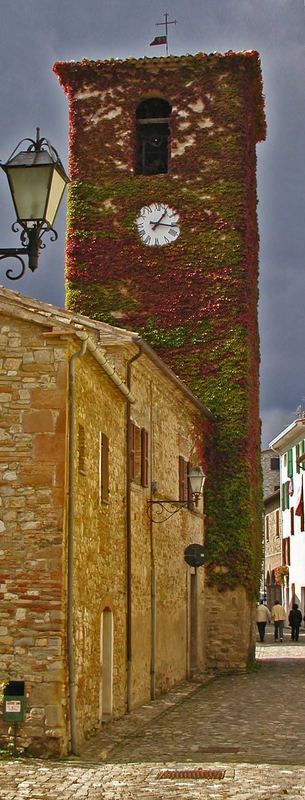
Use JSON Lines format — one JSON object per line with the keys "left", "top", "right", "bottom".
{"left": 151, "top": 12, "right": 177, "bottom": 55}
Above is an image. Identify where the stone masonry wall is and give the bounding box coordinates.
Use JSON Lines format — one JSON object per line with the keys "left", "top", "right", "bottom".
{"left": 107, "top": 349, "right": 206, "bottom": 705}
{"left": 204, "top": 585, "right": 256, "bottom": 673}
{"left": 71, "top": 344, "right": 128, "bottom": 743}
{"left": 0, "top": 314, "right": 68, "bottom": 757}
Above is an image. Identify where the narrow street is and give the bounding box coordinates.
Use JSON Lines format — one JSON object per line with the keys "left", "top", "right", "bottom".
{"left": 1, "top": 628, "right": 305, "bottom": 799}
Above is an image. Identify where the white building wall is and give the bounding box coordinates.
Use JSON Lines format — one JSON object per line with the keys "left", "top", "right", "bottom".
{"left": 270, "top": 421, "right": 305, "bottom": 616}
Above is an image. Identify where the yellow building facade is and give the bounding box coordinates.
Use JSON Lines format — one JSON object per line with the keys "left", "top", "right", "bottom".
{"left": 0, "top": 287, "right": 211, "bottom": 756}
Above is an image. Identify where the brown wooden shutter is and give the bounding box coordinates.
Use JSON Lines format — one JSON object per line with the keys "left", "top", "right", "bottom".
{"left": 265, "top": 516, "right": 269, "bottom": 542}
{"left": 275, "top": 510, "right": 280, "bottom": 538}
{"left": 287, "top": 537, "right": 291, "bottom": 566}
{"left": 282, "top": 539, "right": 286, "bottom": 565}
{"left": 290, "top": 507, "right": 294, "bottom": 535}
{"left": 100, "top": 432, "right": 109, "bottom": 502}
{"left": 179, "top": 456, "right": 188, "bottom": 502}
{"left": 187, "top": 461, "right": 194, "bottom": 510}
{"left": 134, "top": 425, "right": 141, "bottom": 484}
{"left": 141, "top": 428, "right": 149, "bottom": 487}
{"left": 129, "top": 421, "right": 135, "bottom": 481}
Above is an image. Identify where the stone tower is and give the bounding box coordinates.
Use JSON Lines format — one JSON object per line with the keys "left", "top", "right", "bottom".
{"left": 54, "top": 51, "right": 266, "bottom": 672}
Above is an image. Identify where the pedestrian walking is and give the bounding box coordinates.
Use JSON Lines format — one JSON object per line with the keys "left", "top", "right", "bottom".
{"left": 288, "top": 603, "right": 302, "bottom": 641}
{"left": 271, "top": 600, "right": 286, "bottom": 641}
{"left": 256, "top": 600, "right": 271, "bottom": 642}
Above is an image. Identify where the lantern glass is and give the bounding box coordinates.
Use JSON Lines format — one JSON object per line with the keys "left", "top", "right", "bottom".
{"left": 44, "top": 166, "right": 67, "bottom": 227}
{"left": 3, "top": 149, "right": 69, "bottom": 228}
{"left": 188, "top": 466, "right": 206, "bottom": 498}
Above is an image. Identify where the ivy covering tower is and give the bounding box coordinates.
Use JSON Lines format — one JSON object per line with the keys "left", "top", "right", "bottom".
{"left": 54, "top": 51, "right": 266, "bottom": 671}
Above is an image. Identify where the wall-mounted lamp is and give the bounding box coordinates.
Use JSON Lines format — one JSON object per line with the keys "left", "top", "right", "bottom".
{"left": 0, "top": 128, "right": 69, "bottom": 280}
{"left": 147, "top": 466, "right": 206, "bottom": 523}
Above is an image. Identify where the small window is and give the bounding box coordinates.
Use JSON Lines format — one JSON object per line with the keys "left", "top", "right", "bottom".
{"left": 270, "top": 457, "right": 279, "bottom": 471}
{"left": 78, "top": 424, "right": 85, "bottom": 474}
{"left": 99, "top": 432, "right": 109, "bottom": 503}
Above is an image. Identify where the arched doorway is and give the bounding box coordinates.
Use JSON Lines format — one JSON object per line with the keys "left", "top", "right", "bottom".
{"left": 99, "top": 608, "right": 113, "bottom": 723}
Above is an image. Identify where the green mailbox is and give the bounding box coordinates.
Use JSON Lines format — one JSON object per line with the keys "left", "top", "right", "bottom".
{"left": 3, "top": 681, "right": 25, "bottom": 722}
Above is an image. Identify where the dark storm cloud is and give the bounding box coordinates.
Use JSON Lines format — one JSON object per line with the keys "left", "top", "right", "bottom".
{"left": 0, "top": 0, "right": 304, "bottom": 445}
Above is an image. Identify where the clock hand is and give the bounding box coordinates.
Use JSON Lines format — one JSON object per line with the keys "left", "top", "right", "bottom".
{"left": 151, "top": 209, "right": 167, "bottom": 230}
{"left": 149, "top": 221, "right": 178, "bottom": 227}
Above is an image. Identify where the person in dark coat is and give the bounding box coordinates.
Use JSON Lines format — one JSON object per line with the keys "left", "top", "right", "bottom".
{"left": 288, "top": 603, "right": 302, "bottom": 641}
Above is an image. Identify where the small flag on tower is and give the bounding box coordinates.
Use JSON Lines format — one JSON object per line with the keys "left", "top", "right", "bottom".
{"left": 150, "top": 35, "right": 167, "bottom": 46}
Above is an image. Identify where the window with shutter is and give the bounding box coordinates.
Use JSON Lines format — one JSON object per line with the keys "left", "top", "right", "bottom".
{"left": 134, "top": 425, "right": 141, "bottom": 484}
{"left": 187, "top": 461, "right": 194, "bottom": 510}
{"left": 129, "top": 420, "right": 136, "bottom": 482}
{"left": 287, "top": 448, "right": 293, "bottom": 478}
{"left": 129, "top": 420, "right": 143, "bottom": 485}
{"left": 296, "top": 443, "right": 300, "bottom": 474}
{"left": 276, "top": 510, "right": 280, "bottom": 538}
{"left": 287, "top": 538, "right": 291, "bottom": 566}
{"left": 282, "top": 538, "right": 286, "bottom": 565}
{"left": 290, "top": 507, "right": 294, "bottom": 535}
{"left": 99, "top": 432, "right": 109, "bottom": 503}
{"left": 141, "top": 428, "right": 149, "bottom": 488}
{"left": 282, "top": 481, "right": 290, "bottom": 511}
{"left": 179, "top": 456, "right": 188, "bottom": 503}
{"left": 78, "top": 424, "right": 85, "bottom": 474}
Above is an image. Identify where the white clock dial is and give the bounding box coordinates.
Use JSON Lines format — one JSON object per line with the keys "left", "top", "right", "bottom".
{"left": 135, "top": 203, "right": 180, "bottom": 247}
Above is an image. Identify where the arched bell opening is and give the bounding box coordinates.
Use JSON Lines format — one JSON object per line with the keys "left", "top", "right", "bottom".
{"left": 135, "top": 97, "right": 172, "bottom": 176}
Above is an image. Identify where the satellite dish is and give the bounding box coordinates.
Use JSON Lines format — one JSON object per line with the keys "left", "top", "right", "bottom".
{"left": 184, "top": 543, "right": 205, "bottom": 568}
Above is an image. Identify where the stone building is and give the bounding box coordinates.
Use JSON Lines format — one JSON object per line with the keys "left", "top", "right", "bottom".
{"left": 261, "top": 448, "right": 280, "bottom": 499}
{"left": 262, "top": 449, "right": 281, "bottom": 607}
{"left": 264, "top": 490, "right": 282, "bottom": 608}
{"left": 54, "top": 50, "right": 266, "bottom": 671}
{"left": 0, "top": 286, "right": 211, "bottom": 756}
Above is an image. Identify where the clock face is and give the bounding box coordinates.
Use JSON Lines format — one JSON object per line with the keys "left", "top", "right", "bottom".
{"left": 135, "top": 203, "right": 180, "bottom": 247}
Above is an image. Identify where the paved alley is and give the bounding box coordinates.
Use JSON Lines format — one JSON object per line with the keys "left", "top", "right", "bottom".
{"left": 1, "top": 631, "right": 305, "bottom": 799}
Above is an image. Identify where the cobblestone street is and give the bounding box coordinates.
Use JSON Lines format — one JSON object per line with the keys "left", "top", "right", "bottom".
{"left": 1, "top": 628, "right": 305, "bottom": 799}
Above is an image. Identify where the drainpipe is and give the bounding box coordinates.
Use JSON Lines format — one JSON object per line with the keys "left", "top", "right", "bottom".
{"left": 126, "top": 344, "right": 142, "bottom": 712}
{"left": 149, "top": 380, "right": 156, "bottom": 700}
{"left": 67, "top": 338, "right": 87, "bottom": 755}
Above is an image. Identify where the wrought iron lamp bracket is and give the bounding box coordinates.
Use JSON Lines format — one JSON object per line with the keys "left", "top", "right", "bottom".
{"left": 0, "top": 221, "right": 58, "bottom": 280}
{"left": 146, "top": 499, "right": 188, "bottom": 523}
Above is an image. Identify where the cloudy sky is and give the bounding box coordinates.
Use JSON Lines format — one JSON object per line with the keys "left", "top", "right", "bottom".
{"left": 0, "top": 0, "right": 304, "bottom": 447}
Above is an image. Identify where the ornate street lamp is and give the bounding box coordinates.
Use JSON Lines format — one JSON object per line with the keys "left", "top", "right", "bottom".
{"left": 147, "top": 466, "right": 206, "bottom": 523}
{"left": 0, "top": 128, "right": 69, "bottom": 280}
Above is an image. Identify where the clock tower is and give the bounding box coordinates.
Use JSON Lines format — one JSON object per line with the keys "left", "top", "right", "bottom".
{"left": 54, "top": 52, "right": 266, "bottom": 672}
